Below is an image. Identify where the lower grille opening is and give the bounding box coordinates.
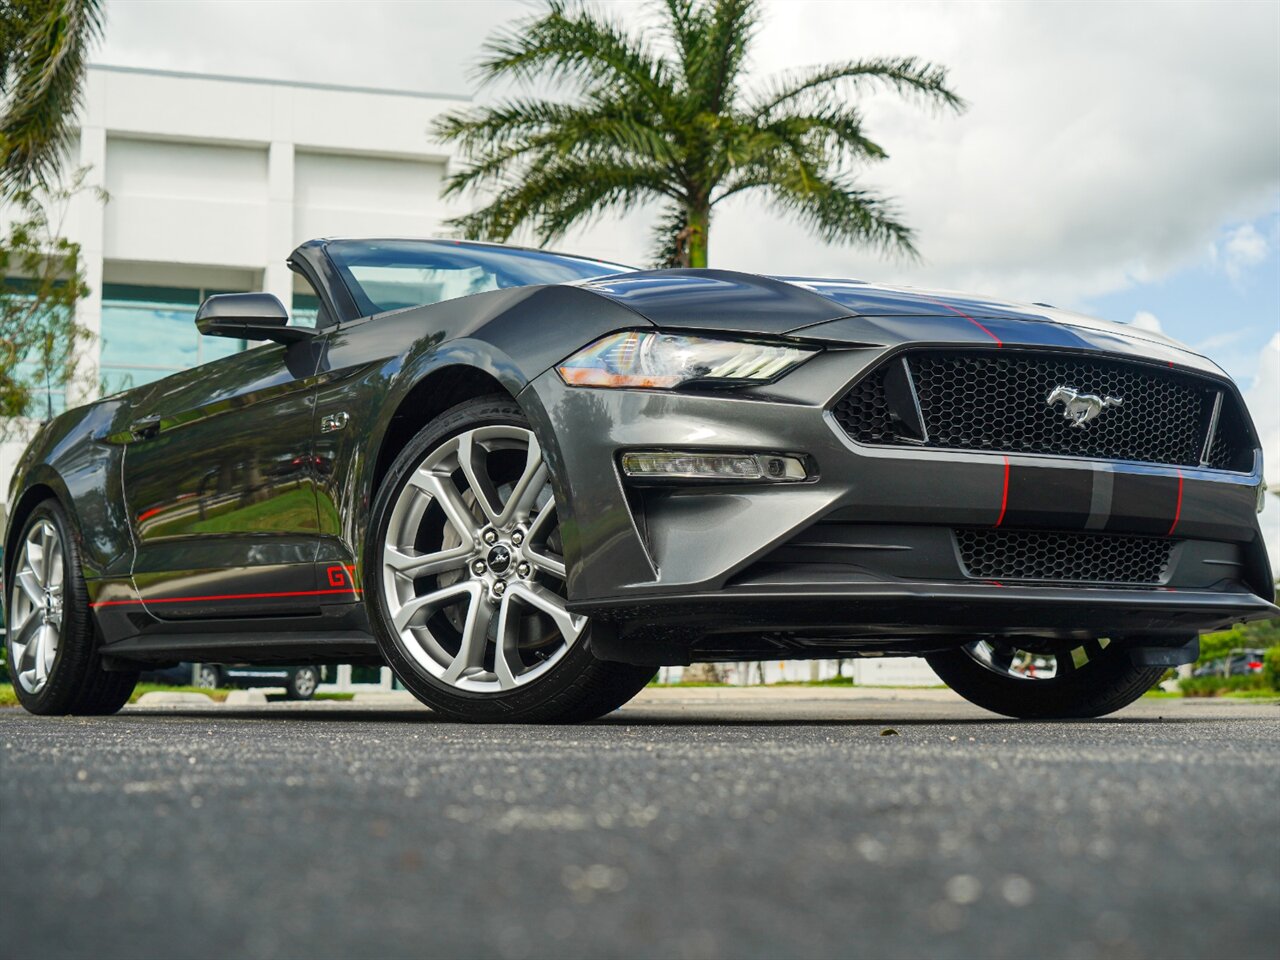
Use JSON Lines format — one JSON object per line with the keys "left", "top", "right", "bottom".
{"left": 955, "top": 528, "right": 1176, "bottom": 585}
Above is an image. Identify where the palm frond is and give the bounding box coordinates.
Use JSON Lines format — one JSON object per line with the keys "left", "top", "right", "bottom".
{"left": 476, "top": 0, "right": 677, "bottom": 112}
{"left": 749, "top": 56, "right": 966, "bottom": 119}
{"left": 445, "top": 157, "right": 671, "bottom": 245}
{"left": 767, "top": 164, "right": 918, "bottom": 258}
{"left": 436, "top": 95, "right": 680, "bottom": 199}
{"left": 0, "top": 0, "right": 104, "bottom": 198}
{"left": 662, "top": 0, "right": 759, "bottom": 112}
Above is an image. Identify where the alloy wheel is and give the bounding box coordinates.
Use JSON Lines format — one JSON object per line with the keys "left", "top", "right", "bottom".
{"left": 7, "top": 519, "right": 65, "bottom": 695}
{"left": 380, "top": 425, "right": 584, "bottom": 693}
{"left": 962, "top": 637, "right": 1113, "bottom": 681}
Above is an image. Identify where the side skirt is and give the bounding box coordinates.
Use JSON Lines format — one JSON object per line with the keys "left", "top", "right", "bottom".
{"left": 102, "top": 630, "right": 380, "bottom": 667}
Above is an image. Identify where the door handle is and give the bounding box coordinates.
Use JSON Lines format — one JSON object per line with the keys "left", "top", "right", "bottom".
{"left": 129, "top": 415, "right": 162, "bottom": 440}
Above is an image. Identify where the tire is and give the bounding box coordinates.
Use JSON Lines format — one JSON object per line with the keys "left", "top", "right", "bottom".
{"left": 5, "top": 498, "right": 138, "bottom": 715}
{"left": 286, "top": 666, "right": 320, "bottom": 700}
{"left": 196, "top": 665, "right": 222, "bottom": 689}
{"left": 365, "top": 395, "right": 653, "bottom": 723}
{"left": 926, "top": 639, "right": 1165, "bottom": 719}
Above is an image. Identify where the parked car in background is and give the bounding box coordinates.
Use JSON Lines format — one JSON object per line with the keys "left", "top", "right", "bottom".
{"left": 138, "top": 662, "right": 321, "bottom": 700}
{"left": 198, "top": 664, "right": 322, "bottom": 700}
{"left": 1192, "top": 649, "right": 1267, "bottom": 678}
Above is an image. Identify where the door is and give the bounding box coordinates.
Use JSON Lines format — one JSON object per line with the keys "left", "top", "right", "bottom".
{"left": 121, "top": 338, "right": 327, "bottom": 619}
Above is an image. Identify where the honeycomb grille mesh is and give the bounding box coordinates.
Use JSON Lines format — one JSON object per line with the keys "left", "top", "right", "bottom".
{"left": 831, "top": 350, "right": 1252, "bottom": 470}
{"left": 955, "top": 529, "right": 1175, "bottom": 584}
{"left": 831, "top": 368, "right": 894, "bottom": 444}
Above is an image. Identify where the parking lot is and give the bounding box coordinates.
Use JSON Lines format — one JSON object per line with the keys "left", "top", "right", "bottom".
{"left": 1, "top": 689, "right": 1276, "bottom": 960}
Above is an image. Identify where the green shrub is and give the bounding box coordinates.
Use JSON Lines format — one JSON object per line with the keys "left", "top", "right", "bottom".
{"left": 1264, "top": 646, "right": 1280, "bottom": 691}
{"left": 1178, "top": 673, "right": 1270, "bottom": 697}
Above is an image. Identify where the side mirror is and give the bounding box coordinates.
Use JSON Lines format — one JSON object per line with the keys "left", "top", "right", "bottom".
{"left": 196, "top": 293, "right": 316, "bottom": 345}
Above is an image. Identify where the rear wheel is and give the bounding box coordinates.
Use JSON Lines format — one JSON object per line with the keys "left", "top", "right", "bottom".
{"left": 5, "top": 499, "right": 137, "bottom": 715}
{"left": 196, "top": 664, "right": 222, "bottom": 689}
{"left": 926, "top": 638, "right": 1164, "bottom": 719}
{"left": 366, "top": 396, "right": 653, "bottom": 722}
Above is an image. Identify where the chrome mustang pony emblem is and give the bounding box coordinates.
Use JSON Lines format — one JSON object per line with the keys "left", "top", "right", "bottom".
{"left": 1046, "top": 385, "right": 1122, "bottom": 428}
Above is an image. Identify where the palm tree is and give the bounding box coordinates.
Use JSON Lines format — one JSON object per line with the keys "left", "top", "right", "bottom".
{"left": 0, "top": 0, "right": 104, "bottom": 200}
{"left": 435, "top": 0, "right": 964, "bottom": 267}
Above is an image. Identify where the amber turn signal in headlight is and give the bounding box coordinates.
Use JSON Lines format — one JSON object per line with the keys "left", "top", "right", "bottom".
{"left": 620, "top": 451, "right": 808, "bottom": 482}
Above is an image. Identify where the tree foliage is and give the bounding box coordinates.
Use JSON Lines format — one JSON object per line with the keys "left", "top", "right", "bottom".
{"left": 435, "top": 0, "right": 964, "bottom": 266}
{"left": 0, "top": 176, "right": 97, "bottom": 428}
{"left": 0, "top": 0, "right": 103, "bottom": 200}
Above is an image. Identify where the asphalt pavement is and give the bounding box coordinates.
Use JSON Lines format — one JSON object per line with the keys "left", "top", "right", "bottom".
{"left": 1, "top": 689, "right": 1276, "bottom": 960}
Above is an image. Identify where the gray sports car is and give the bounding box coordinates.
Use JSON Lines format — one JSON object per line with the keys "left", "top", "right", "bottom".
{"left": 4, "top": 238, "right": 1274, "bottom": 721}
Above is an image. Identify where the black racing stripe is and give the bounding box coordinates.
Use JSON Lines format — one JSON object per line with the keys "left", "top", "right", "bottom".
{"left": 1105, "top": 473, "right": 1181, "bottom": 535}
{"left": 1001, "top": 464, "right": 1093, "bottom": 530}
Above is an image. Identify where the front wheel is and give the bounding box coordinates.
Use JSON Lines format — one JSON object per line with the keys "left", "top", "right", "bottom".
{"left": 926, "top": 638, "right": 1164, "bottom": 719}
{"left": 5, "top": 499, "right": 137, "bottom": 715}
{"left": 365, "top": 396, "right": 653, "bottom": 723}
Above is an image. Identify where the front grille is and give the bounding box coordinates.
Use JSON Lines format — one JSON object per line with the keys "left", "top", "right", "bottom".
{"left": 832, "top": 349, "right": 1253, "bottom": 470}
{"left": 955, "top": 528, "right": 1175, "bottom": 584}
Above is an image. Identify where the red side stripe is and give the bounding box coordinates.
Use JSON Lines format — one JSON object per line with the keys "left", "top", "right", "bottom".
{"left": 919, "top": 295, "right": 1003, "bottom": 347}
{"left": 1167, "top": 469, "right": 1184, "bottom": 536}
{"left": 90, "top": 587, "right": 362, "bottom": 609}
{"left": 994, "top": 456, "right": 1010, "bottom": 528}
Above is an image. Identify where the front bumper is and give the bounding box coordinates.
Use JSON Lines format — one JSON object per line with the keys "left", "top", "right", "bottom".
{"left": 520, "top": 341, "right": 1274, "bottom": 655}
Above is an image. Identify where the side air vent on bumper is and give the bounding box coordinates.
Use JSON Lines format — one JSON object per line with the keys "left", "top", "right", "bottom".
{"left": 954, "top": 528, "right": 1175, "bottom": 585}
{"left": 832, "top": 349, "right": 1254, "bottom": 471}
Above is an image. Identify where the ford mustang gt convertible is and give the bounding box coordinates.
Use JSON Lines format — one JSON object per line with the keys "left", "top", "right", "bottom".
{"left": 5, "top": 238, "right": 1275, "bottom": 721}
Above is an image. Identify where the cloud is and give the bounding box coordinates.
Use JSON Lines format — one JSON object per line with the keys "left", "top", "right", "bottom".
{"left": 1131, "top": 311, "right": 1163, "bottom": 333}
{"left": 98, "top": 0, "right": 1280, "bottom": 308}
{"left": 1220, "top": 223, "right": 1270, "bottom": 282}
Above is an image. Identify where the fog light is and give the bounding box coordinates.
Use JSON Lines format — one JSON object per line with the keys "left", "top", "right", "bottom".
{"left": 620, "top": 451, "right": 807, "bottom": 482}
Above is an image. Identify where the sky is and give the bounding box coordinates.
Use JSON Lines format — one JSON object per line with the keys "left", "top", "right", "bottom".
{"left": 98, "top": 0, "right": 1280, "bottom": 555}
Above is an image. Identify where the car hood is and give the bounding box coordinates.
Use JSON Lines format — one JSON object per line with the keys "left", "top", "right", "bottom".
{"left": 577, "top": 269, "right": 1225, "bottom": 379}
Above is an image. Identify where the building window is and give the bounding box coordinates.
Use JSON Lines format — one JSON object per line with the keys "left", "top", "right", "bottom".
{"left": 2, "top": 278, "right": 70, "bottom": 418}
{"left": 291, "top": 292, "right": 322, "bottom": 329}
{"left": 100, "top": 283, "right": 248, "bottom": 394}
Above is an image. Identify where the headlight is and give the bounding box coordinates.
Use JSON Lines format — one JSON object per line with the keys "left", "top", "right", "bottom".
{"left": 556, "top": 331, "right": 818, "bottom": 389}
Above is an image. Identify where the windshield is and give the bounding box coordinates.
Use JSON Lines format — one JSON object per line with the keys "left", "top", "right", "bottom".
{"left": 325, "top": 239, "right": 633, "bottom": 316}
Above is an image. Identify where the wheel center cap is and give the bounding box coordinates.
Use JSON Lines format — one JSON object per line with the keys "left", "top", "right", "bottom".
{"left": 486, "top": 544, "right": 512, "bottom": 574}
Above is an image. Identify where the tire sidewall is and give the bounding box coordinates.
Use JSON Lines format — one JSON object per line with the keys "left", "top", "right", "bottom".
{"left": 927, "top": 645, "right": 1165, "bottom": 719}
{"left": 363, "top": 396, "right": 601, "bottom": 721}
{"left": 6, "top": 500, "right": 92, "bottom": 714}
